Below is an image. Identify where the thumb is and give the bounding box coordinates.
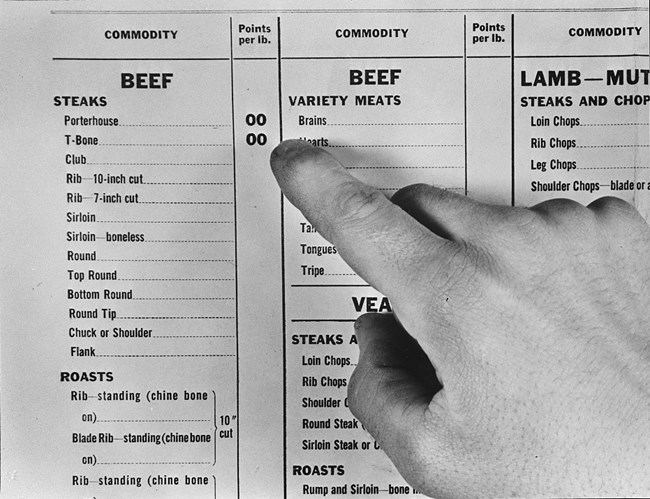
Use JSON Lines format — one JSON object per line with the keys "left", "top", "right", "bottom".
{"left": 351, "top": 313, "right": 441, "bottom": 417}
{"left": 349, "top": 314, "right": 451, "bottom": 488}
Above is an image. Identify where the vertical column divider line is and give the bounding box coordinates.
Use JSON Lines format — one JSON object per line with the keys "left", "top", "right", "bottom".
{"left": 228, "top": 17, "right": 241, "bottom": 499}
{"left": 464, "top": 14, "right": 468, "bottom": 196}
{"left": 511, "top": 13, "right": 516, "bottom": 206}
{"left": 276, "top": 14, "right": 287, "bottom": 499}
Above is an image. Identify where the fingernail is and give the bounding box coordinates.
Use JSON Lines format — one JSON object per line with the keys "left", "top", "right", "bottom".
{"left": 270, "top": 139, "right": 312, "bottom": 163}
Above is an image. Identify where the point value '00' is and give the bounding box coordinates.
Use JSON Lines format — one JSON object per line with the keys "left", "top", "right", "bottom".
{"left": 245, "top": 113, "right": 267, "bottom": 126}
{"left": 246, "top": 133, "right": 267, "bottom": 146}
{"left": 245, "top": 113, "right": 267, "bottom": 146}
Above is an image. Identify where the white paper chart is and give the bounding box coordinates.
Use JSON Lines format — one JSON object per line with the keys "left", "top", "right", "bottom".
{"left": 1, "top": 1, "right": 648, "bottom": 497}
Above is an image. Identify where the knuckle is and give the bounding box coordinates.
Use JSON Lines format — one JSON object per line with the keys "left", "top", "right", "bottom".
{"left": 415, "top": 240, "right": 486, "bottom": 314}
{"left": 439, "top": 241, "right": 478, "bottom": 281}
{"left": 529, "top": 197, "right": 588, "bottom": 225}
{"left": 390, "top": 183, "right": 431, "bottom": 206}
{"left": 476, "top": 205, "right": 547, "bottom": 250}
{"left": 512, "top": 208, "right": 548, "bottom": 241}
{"left": 588, "top": 195, "right": 641, "bottom": 221}
{"left": 589, "top": 196, "right": 650, "bottom": 244}
{"left": 331, "top": 182, "right": 390, "bottom": 226}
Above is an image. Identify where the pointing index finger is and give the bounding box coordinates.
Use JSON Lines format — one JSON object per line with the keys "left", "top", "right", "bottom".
{"left": 270, "top": 139, "right": 446, "bottom": 297}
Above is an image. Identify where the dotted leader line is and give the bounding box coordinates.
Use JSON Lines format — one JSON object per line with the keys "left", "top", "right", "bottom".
{"left": 97, "top": 419, "right": 210, "bottom": 423}
{"left": 99, "top": 143, "right": 231, "bottom": 146}
{"left": 119, "top": 124, "right": 231, "bottom": 128}
{"left": 578, "top": 145, "right": 649, "bottom": 148}
{"left": 117, "top": 316, "right": 235, "bottom": 319}
{"left": 153, "top": 335, "right": 235, "bottom": 338}
{"left": 146, "top": 240, "right": 234, "bottom": 243}
{"left": 139, "top": 201, "right": 233, "bottom": 205}
{"left": 97, "top": 354, "right": 236, "bottom": 358}
{"left": 347, "top": 165, "right": 462, "bottom": 169}
{"left": 117, "top": 278, "right": 234, "bottom": 281}
{"left": 579, "top": 166, "right": 650, "bottom": 170}
{"left": 143, "top": 182, "right": 233, "bottom": 185}
{"left": 97, "top": 462, "right": 212, "bottom": 465}
{"left": 329, "top": 144, "right": 463, "bottom": 148}
{"left": 134, "top": 298, "right": 235, "bottom": 301}
{"left": 88, "top": 162, "right": 231, "bottom": 166}
{"left": 98, "top": 259, "right": 233, "bottom": 262}
{"left": 581, "top": 123, "right": 649, "bottom": 126}
{"left": 327, "top": 121, "right": 463, "bottom": 126}
{"left": 96, "top": 220, "right": 233, "bottom": 223}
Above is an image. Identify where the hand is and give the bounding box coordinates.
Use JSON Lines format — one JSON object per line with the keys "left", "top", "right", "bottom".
{"left": 270, "top": 139, "right": 650, "bottom": 498}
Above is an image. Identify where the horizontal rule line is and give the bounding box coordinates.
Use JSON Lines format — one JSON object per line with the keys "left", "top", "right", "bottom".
{"left": 467, "top": 55, "right": 511, "bottom": 59}
{"left": 291, "top": 319, "right": 357, "bottom": 323}
{"left": 515, "top": 53, "right": 648, "bottom": 58}
{"left": 52, "top": 53, "right": 649, "bottom": 61}
{"left": 53, "top": 57, "right": 230, "bottom": 61}
{"left": 290, "top": 284, "right": 371, "bottom": 288}
{"left": 51, "top": 8, "right": 648, "bottom": 14}
{"left": 282, "top": 55, "right": 464, "bottom": 60}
